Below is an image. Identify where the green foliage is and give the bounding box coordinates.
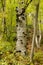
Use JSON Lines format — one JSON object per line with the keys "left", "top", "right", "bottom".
{"left": 0, "top": 0, "right": 43, "bottom": 65}
{"left": 34, "top": 50, "right": 43, "bottom": 65}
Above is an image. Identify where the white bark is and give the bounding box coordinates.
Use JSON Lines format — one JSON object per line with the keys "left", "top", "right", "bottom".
{"left": 16, "top": 20, "right": 27, "bottom": 55}
{"left": 16, "top": 0, "right": 32, "bottom": 55}
{"left": 16, "top": 7, "right": 27, "bottom": 55}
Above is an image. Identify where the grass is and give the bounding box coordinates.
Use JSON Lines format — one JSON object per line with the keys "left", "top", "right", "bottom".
{"left": 0, "top": 39, "right": 43, "bottom": 65}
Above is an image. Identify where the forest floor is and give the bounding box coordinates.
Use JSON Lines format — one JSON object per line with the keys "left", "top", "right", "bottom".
{"left": 0, "top": 39, "right": 43, "bottom": 65}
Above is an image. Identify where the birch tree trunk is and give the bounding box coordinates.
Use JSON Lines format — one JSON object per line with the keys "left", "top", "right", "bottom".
{"left": 16, "top": 7, "right": 27, "bottom": 55}
{"left": 16, "top": 0, "right": 32, "bottom": 55}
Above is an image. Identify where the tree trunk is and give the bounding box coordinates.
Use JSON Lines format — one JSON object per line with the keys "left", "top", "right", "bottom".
{"left": 30, "top": 0, "right": 41, "bottom": 62}
{"left": 35, "top": 2, "right": 41, "bottom": 48}
{"left": 2, "top": 0, "right": 7, "bottom": 35}
{"left": 16, "top": 0, "right": 32, "bottom": 55}
{"left": 16, "top": 7, "right": 27, "bottom": 55}
{"left": 30, "top": 14, "right": 36, "bottom": 62}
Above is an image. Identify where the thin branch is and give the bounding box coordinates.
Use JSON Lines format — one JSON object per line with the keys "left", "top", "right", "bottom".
{"left": 19, "top": 0, "right": 32, "bottom": 15}
{"left": 24, "top": 0, "right": 32, "bottom": 10}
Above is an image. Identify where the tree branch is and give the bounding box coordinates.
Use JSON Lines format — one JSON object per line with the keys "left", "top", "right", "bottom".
{"left": 20, "top": 0, "right": 32, "bottom": 15}
{"left": 24, "top": 0, "right": 32, "bottom": 10}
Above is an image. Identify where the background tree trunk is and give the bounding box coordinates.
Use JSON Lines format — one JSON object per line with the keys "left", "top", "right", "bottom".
{"left": 1, "top": 0, "right": 7, "bottom": 35}
{"left": 30, "top": 0, "right": 41, "bottom": 62}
